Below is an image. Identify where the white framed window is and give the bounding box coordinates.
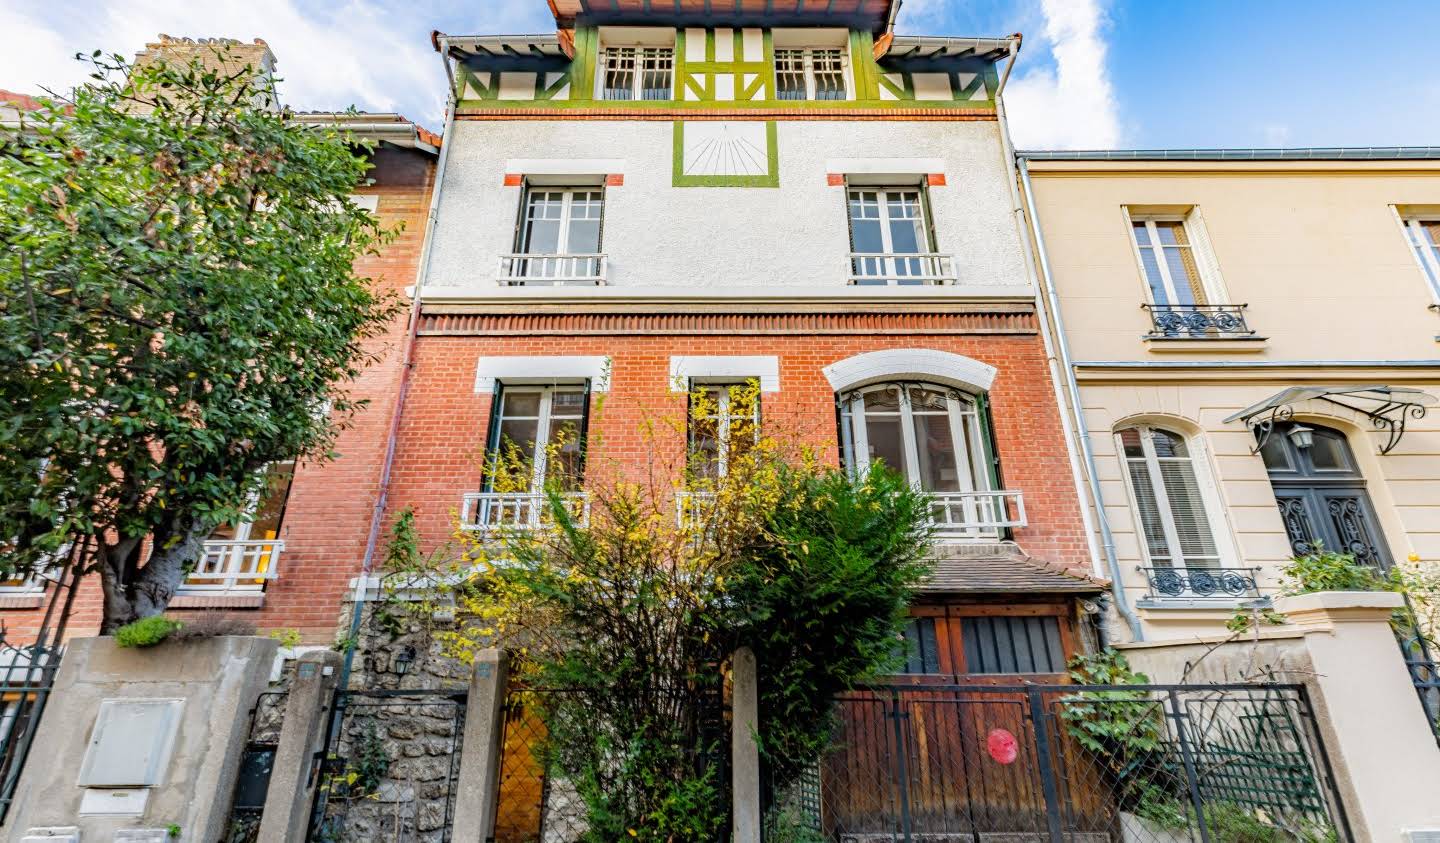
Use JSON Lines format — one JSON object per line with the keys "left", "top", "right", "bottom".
{"left": 599, "top": 47, "right": 674, "bottom": 100}
{"left": 518, "top": 188, "right": 603, "bottom": 256}
{"left": 1401, "top": 217, "right": 1440, "bottom": 297}
{"left": 1116, "top": 426, "right": 1224, "bottom": 572}
{"left": 839, "top": 383, "right": 991, "bottom": 495}
{"left": 775, "top": 48, "right": 847, "bottom": 100}
{"left": 505, "top": 187, "right": 606, "bottom": 284}
{"left": 847, "top": 188, "right": 948, "bottom": 285}
{"left": 689, "top": 382, "right": 761, "bottom": 479}
{"left": 185, "top": 461, "right": 294, "bottom": 592}
{"left": 489, "top": 385, "right": 588, "bottom": 492}
{"left": 1127, "top": 215, "right": 1214, "bottom": 307}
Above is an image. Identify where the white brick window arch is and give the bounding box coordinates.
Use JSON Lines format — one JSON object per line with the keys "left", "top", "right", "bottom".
{"left": 822, "top": 348, "right": 996, "bottom": 395}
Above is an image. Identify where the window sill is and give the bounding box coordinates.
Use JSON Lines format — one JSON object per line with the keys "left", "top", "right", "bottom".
{"left": 0, "top": 595, "right": 45, "bottom": 610}
{"left": 170, "top": 592, "right": 266, "bottom": 610}
{"left": 1143, "top": 336, "right": 1268, "bottom": 354}
{"left": 1136, "top": 597, "right": 1269, "bottom": 612}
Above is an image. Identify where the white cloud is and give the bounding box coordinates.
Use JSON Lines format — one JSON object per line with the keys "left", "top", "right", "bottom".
{"left": 0, "top": 0, "right": 553, "bottom": 128}
{"left": 1260, "top": 123, "right": 1292, "bottom": 147}
{"left": 0, "top": 4, "right": 96, "bottom": 99}
{"left": 1003, "top": 0, "right": 1121, "bottom": 150}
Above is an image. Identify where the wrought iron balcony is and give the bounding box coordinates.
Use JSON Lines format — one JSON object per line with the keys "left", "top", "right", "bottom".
{"left": 1140, "top": 566, "right": 1262, "bottom": 601}
{"left": 460, "top": 491, "right": 591, "bottom": 532}
{"left": 497, "top": 253, "right": 607, "bottom": 286}
{"left": 848, "top": 252, "right": 956, "bottom": 286}
{"left": 1143, "top": 303, "right": 1254, "bottom": 338}
{"left": 184, "top": 540, "right": 284, "bottom": 591}
{"left": 929, "top": 490, "right": 1026, "bottom": 541}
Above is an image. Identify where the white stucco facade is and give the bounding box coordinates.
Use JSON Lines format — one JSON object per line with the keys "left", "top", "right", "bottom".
{"left": 422, "top": 119, "right": 1031, "bottom": 299}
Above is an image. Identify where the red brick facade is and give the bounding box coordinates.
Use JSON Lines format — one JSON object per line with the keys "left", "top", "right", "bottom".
{"left": 7, "top": 145, "right": 435, "bottom": 643}
{"left": 383, "top": 314, "right": 1092, "bottom": 575}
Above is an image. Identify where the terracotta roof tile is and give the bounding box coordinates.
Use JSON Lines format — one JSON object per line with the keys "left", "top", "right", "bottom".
{"left": 920, "top": 542, "right": 1107, "bottom": 595}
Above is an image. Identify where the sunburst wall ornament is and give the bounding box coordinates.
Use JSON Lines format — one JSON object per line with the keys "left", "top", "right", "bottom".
{"left": 672, "top": 120, "right": 779, "bottom": 188}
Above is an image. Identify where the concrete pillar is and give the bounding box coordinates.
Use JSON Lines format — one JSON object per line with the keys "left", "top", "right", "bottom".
{"left": 732, "top": 646, "right": 762, "bottom": 843}
{"left": 451, "top": 649, "right": 509, "bottom": 843}
{"left": 256, "top": 649, "right": 342, "bottom": 843}
{"left": 1273, "top": 591, "right": 1440, "bottom": 842}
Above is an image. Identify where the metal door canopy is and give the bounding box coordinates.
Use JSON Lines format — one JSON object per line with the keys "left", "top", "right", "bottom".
{"left": 1224, "top": 385, "right": 1436, "bottom": 454}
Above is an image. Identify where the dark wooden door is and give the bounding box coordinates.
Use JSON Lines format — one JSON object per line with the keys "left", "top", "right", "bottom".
{"left": 1261, "top": 423, "right": 1392, "bottom": 568}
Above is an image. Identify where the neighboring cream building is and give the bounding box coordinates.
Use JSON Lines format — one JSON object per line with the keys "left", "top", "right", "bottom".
{"left": 1019, "top": 150, "right": 1440, "bottom": 641}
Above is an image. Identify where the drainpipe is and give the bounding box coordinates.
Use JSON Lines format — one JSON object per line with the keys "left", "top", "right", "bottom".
{"left": 335, "top": 37, "right": 460, "bottom": 692}
{"left": 990, "top": 38, "right": 1105, "bottom": 586}
{"left": 1016, "top": 156, "right": 1143, "bottom": 641}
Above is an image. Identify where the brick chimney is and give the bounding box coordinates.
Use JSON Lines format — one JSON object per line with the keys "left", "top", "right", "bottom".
{"left": 132, "top": 35, "right": 280, "bottom": 109}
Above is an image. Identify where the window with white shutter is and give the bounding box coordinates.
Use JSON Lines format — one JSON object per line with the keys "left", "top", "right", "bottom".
{"left": 1117, "top": 426, "right": 1223, "bottom": 571}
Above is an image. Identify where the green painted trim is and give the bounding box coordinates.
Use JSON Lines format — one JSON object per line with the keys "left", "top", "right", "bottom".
{"left": 848, "top": 30, "right": 877, "bottom": 101}
{"left": 761, "top": 30, "right": 776, "bottom": 101}
{"left": 570, "top": 26, "right": 598, "bottom": 103}
{"left": 456, "top": 97, "right": 996, "bottom": 112}
{"left": 876, "top": 72, "right": 911, "bottom": 101}
{"left": 534, "top": 71, "right": 572, "bottom": 101}
{"left": 672, "top": 121, "right": 780, "bottom": 188}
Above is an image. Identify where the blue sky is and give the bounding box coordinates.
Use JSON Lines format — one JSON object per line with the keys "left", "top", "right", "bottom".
{"left": 2, "top": 0, "right": 1437, "bottom": 150}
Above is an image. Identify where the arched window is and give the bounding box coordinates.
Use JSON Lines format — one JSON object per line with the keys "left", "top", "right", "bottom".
{"left": 1116, "top": 426, "right": 1222, "bottom": 571}
{"left": 840, "top": 382, "right": 1015, "bottom": 538}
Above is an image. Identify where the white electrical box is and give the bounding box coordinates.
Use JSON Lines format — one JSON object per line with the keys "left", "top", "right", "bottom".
{"left": 77, "top": 699, "right": 183, "bottom": 787}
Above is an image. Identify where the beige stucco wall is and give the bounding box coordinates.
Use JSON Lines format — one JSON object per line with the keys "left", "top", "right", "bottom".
{"left": 1027, "top": 160, "right": 1440, "bottom": 641}
{"left": 1078, "top": 380, "right": 1440, "bottom": 639}
{"left": 1028, "top": 160, "right": 1440, "bottom": 363}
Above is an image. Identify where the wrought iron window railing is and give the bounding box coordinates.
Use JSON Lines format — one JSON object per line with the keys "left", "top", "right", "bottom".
{"left": 1140, "top": 565, "right": 1262, "bottom": 601}
{"left": 182, "top": 540, "right": 284, "bottom": 591}
{"left": 1143, "top": 303, "right": 1254, "bottom": 338}
{"left": 497, "top": 253, "right": 607, "bottom": 286}
{"left": 460, "top": 491, "right": 590, "bottom": 533}
{"left": 848, "top": 252, "right": 956, "bottom": 286}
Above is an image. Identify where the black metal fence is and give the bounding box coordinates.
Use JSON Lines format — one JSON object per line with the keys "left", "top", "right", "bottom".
{"left": 772, "top": 683, "right": 1350, "bottom": 843}
{"left": 1395, "top": 601, "right": 1440, "bottom": 743}
{"left": 0, "top": 641, "right": 61, "bottom": 823}
{"left": 307, "top": 689, "right": 468, "bottom": 843}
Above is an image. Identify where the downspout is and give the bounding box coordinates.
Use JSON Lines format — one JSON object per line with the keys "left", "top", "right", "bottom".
{"left": 336, "top": 35, "right": 460, "bottom": 691}
{"left": 1017, "top": 156, "right": 1143, "bottom": 641}
{"left": 991, "top": 37, "right": 1101, "bottom": 571}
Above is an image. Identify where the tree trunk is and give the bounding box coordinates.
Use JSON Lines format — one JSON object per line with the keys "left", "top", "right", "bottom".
{"left": 97, "top": 519, "right": 208, "bottom": 632}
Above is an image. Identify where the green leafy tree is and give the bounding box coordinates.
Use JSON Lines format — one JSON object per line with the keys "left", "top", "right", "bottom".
{"left": 0, "top": 48, "right": 399, "bottom": 630}
{"left": 428, "top": 386, "right": 932, "bottom": 840}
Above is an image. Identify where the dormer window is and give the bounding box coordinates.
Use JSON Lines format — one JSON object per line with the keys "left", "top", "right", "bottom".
{"left": 599, "top": 47, "right": 674, "bottom": 100}
{"left": 775, "top": 49, "right": 846, "bottom": 100}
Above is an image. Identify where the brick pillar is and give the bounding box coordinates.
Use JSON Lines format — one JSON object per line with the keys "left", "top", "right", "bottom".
{"left": 732, "top": 646, "right": 762, "bottom": 843}
{"left": 257, "top": 649, "right": 342, "bottom": 843}
{"left": 451, "top": 649, "right": 510, "bottom": 842}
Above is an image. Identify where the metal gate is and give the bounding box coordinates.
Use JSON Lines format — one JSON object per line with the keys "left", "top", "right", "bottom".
{"left": 307, "top": 689, "right": 468, "bottom": 843}
{"left": 794, "top": 683, "right": 1352, "bottom": 843}
{"left": 0, "top": 641, "right": 60, "bottom": 823}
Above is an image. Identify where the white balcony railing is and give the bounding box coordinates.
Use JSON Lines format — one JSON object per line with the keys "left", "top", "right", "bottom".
{"left": 497, "top": 253, "right": 608, "bottom": 286}
{"left": 184, "top": 540, "right": 284, "bottom": 591}
{"left": 929, "top": 491, "right": 1026, "bottom": 540}
{"left": 674, "top": 491, "right": 717, "bottom": 531}
{"left": 460, "top": 492, "right": 591, "bottom": 532}
{"left": 848, "top": 252, "right": 956, "bottom": 286}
